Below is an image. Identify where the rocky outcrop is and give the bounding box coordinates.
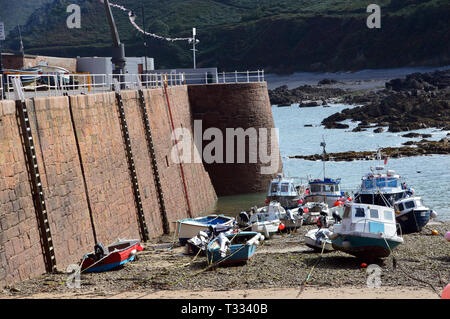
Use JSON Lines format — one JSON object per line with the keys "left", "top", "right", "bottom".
{"left": 322, "top": 70, "right": 450, "bottom": 132}
{"left": 268, "top": 85, "right": 346, "bottom": 106}
{"left": 289, "top": 138, "right": 450, "bottom": 161}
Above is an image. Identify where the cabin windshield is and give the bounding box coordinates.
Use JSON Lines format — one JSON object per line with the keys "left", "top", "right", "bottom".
{"left": 387, "top": 178, "right": 398, "bottom": 188}
{"left": 370, "top": 209, "right": 379, "bottom": 219}
{"left": 405, "top": 200, "right": 415, "bottom": 209}
{"left": 310, "top": 184, "right": 321, "bottom": 193}
{"left": 271, "top": 183, "right": 279, "bottom": 193}
{"left": 384, "top": 210, "right": 393, "bottom": 221}
{"left": 375, "top": 177, "right": 386, "bottom": 188}
{"left": 281, "top": 183, "right": 290, "bottom": 193}
{"left": 354, "top": 207, "right": 365, "bottom": 218}
{"left": 323, "top": 184, "right": 337, "bottom": 192}
{"left": 364, "top": 179, "right": 374, "bottom": 189}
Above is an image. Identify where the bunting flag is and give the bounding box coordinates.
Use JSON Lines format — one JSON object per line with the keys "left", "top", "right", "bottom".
{"left": 109, "top": 2, "right": 196, "bottom": 43}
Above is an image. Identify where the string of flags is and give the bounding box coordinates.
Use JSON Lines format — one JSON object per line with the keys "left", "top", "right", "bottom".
{"left": 109, "top": 2, "right": 198, "bottom": 43}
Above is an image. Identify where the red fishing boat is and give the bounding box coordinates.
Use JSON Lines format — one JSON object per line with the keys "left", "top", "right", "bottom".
{"left": 80, "top": 239, "right": 143, "bottom": 273}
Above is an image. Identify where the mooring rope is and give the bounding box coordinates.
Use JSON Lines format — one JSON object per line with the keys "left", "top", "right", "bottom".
{"left": 381, "top": 236, "right": 442, "bottom": 298}
{"left": 296, "top": 239, "right": 327, "bottom": 298}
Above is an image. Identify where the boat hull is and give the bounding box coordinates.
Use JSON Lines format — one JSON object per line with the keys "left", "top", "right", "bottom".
{"left": 206, "top": 232, "right": 258, "bottom": 265}
{"left": 396, "top": 209, "right": 431, "bottom": 234}
{"left": 304, "top": 230, "right": 334, "bottom": 252}
{"left": 177, "top": 215, "right": 234, "bottom": 245}
{"left": 332, "top": 235, "right": 402, "bottom": 259}
{"left": 81, "top": 241, "right": 143, "bottom": 273}
{"left": 251, "top": 222, "right": 279, "bottom": 238}
{"left": 267, "top": 195, "right": 300, "bottom": 209}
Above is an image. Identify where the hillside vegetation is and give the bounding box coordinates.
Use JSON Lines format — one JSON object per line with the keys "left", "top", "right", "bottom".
{"left": 2, "top": 0, "right": 449, "bottom": 72}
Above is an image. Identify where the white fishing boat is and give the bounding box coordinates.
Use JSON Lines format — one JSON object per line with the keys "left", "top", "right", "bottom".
{"left": 266, "top": 173, "right": 302, "bottom": 209}
{"left": 304, "top": 228, "right": 334, "bottom": 252}
{"left": 238, "top": 202, "right": 281, "bottom": 238}
{"left": 330, "top": 203, "right": 403, "bottom": 260}
{"left": 176, "top": 214, "right": 235, "bottom": 246}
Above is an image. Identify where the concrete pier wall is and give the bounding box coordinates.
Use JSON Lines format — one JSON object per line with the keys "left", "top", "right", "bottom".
{"left": 0, "top": 82, "right": 278, "bottom": 288}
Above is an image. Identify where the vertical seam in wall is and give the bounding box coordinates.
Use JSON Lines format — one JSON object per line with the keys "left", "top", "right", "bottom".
{"left": 67, "top": 95, "right": 98, "bottom": 244}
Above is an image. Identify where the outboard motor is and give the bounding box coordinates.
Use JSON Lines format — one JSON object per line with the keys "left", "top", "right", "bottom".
{"left": 332, "top": 211, "right": 342, "bottom": 224}
{"left": 317, "top": 211, "right": 328, "bottom": 229}
{"left": 94, "top": 242, "right": 106, "bottom": 261}
{"left": 238, "top": 211, "right": 250, "bottom": 226}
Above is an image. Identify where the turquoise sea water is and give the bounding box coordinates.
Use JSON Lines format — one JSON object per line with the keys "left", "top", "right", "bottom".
{"left": 213, "top": 103, "right": 450, "bottom": 221}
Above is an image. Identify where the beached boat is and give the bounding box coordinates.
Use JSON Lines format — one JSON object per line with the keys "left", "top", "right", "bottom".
{"left": 303, "top": 140, "right": 345, "bottom": 207}
{"left": 176, "top": 215, "right": 235, "bottom": 246}
{"left": 304, "top": 228, "right": 334, "bottom": 252}
{"left": 206, "top": 231, "right": 263, "bottom": 265}
{"left": 394, "top": 196, "right": 437, "bottom": 234}
{"left": 186, "top": 224, "right": 234, "bottom": 255}
{"left": 80, "top": 239, "right": 143, "bottom": 273}
{"left": 354, "top": 150, "right": 436, "bottom": 233}
{"left": 330, "top": 203, "right": 403, "bottom": 260}
{"left": 249, "top": 202, "right": 282, "bottom": 238}
{"left": 279, "top": 207, "right": 304, "bottom": 230}
{"left": 266, "top": 173, "right": 302, "bottom": 209}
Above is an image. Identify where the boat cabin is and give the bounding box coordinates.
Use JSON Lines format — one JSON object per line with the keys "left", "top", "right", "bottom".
{"left": 394, "top": 197, "right": 428, "bottom": 215}
{"left": 308, "top": 178, "right": 342, "bottom": 195}
{"left": 338, "top": 203, "right": 398, "bottom": 237}
{"left": 267, "top": 174, "right": 298, "bottom": 198}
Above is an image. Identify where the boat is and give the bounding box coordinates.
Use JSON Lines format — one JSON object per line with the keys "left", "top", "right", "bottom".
{"left": 36, "top": 65, "right": 71, "bottom": 86}
{"left": 206, "top": 231, "right": 263, "bottom": 266}
{"left": 279, "top": 207, "right": 304, "bottom": 230}
{"left": 186, "top": 224, "right": 234, "bottom": 255}
{"left": 304, "top": 228, "right": 334, "bottom": 252}
{"left": 394, "top": 196, "right": 437, "bottom": 234}
{"left": 330, "top": 203, "right": 403, "bottom": 260}
{"left": 303, "top": 139, "right": 345, "bottom": 207}
{"left": 241, "top": 202, "right": 282, "bottom": 238}
{"left": 354, "top": 167, "right": 408, "bottom": 206}
{"left": 80, "top": 239, "right": 143, "bottom": 273}
{"left": 266, "top": 173, "right": 302, "bottom": 209}
{"left": 354, "top": 150, "right": 436, "bottom": 233}
{"left": 4, "top": 68, "right": 42, "bottom": 85}
{"left": 176, "top": 214, "right": 235, "bottom": 246}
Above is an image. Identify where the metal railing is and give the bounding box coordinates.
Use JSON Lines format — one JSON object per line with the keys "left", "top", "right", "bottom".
{"left": 0, "top": 70, "right": 265, "bottom": 100}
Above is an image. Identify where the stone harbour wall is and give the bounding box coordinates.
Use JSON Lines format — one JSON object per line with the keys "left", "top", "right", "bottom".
{"left": 0, "top": 82, "right": 279, "bottom": 288}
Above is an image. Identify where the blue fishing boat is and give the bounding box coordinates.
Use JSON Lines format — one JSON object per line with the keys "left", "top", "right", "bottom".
{"left": 206, "top": 231, "right": 263, "bottom": 266}
{"left": 176, "top": 214, "right": 235, "bottom": 246}
{"left": 330, "top": 203, "right": 403, "bottom": 260}
{"left": 303, "top": 140, "right": 345, "bottom": 207}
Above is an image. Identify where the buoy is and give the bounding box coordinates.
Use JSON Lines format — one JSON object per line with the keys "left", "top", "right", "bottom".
{"left": 431, "top": 229, "right": 439, "bottom": 236}
{"left": 442, "top": 284, "right": 450, "bottom": 299}
{"left": 298, "top": 199, "right": 304, "bottom": 205}
{"left": 361, "top": 263, "right": 368, "bottom": 268}
{"left": 264, "top": 199, "right": 270, "bottom": 204}
{"left": 445, "top": 232, "right": 450, "bottom": 242}
{"left": 278, "top": 223, "right": 285, "bottom": 231}
{"left": 430, "top": 210, "right": 438, "bottom": 219}
{"left": 303, "top": 208, "right": 309, "bottom": 214}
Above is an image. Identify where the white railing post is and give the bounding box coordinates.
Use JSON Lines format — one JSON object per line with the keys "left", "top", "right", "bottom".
{"left": 247, "top": 71, "right": 249, "bottom": 83}
{"left": 235, "top": 71, "right": 237, "bottom": 83}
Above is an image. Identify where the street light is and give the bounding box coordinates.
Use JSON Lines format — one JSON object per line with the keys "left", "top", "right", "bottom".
{"left": 190, "top": 28, "right": 199, "bottom": 69}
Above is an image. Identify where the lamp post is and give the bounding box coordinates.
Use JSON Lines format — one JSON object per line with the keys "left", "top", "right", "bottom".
{"left": 191, "top": 28, "right": 199, "bottom": 69}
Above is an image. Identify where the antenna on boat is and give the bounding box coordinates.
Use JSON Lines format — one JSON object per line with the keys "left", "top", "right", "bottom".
{"left": 320, "top": 136, "right": 327, "bottom": 180}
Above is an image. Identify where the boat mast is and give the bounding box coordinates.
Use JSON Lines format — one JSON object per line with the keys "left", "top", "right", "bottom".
{"left": 320, "top": 137, "right": 327, "bottom": 180}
